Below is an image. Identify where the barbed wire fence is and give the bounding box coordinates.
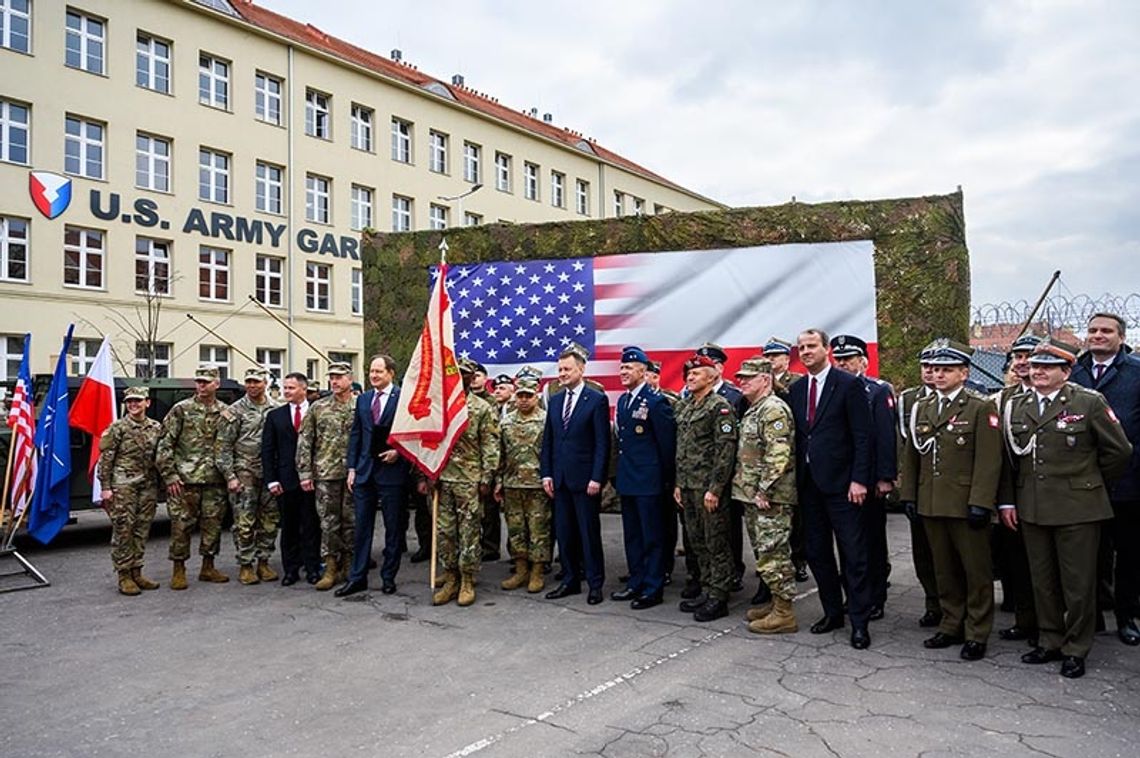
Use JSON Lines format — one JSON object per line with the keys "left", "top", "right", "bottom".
{"left": 972, "top": 293, "right": 1140, "bottom": 336}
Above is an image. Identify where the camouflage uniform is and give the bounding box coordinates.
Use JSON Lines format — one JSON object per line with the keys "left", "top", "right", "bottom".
{"left": 675, "top": 391, "right": 738, "bottom": 601}
{"left": 499, "top": 404, "right": 551, "bottom": 563}
{"left": 295, "top": 393, "right": 355, "bottom": 561}
{"left": 732, "top": 392, "right": 798, "bottom": 602}
{"left": 98, "top": 413, "right": 162, "bottom": 571}
{"left": 157, "top": 396, "right": 228, "bottom": 560}
{"left": 216, "top": 393, "right": 280, "bottom": 565}
{"left": 438, "top": 392, "right": 500, "bottom": 573}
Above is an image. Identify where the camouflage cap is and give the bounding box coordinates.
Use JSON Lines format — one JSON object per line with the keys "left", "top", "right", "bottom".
{"left": 559, "top": 341, "right": 589, "bottom": 363}
{"left": 194, "top": 366, "right": 219, "bottom": 381}
{"left": 763, "top": 337, "right": 792, "bottom": 356}
{"left": 514, "top": 377, "right": 539, "bottom": 395}
{"left": 457, "top": 356, "right": 479, "bottom": 374}
{"left": 123, "top": 385, "right": 149, "bottom": 401}
{"left": 327, "top": 361, "right": 352, "bottom": 375}
{"left": 735, "top": 357, "right": 772, "bottom": 378}
{"left": 696, "top": 342, "right": 728, "bottom": 363}
{"left": 515, "top": 365, "right": 543, "bottom": 381}
{"left": 244, "top": 367, "right": 269, "bottom": 382}
{"left": 1029, "top": 336, "right": 1078, "bottom": 366}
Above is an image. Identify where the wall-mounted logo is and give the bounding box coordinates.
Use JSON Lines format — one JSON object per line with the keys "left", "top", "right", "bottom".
{"left": 29, "top": 171, "right": 73, "bottom": 219}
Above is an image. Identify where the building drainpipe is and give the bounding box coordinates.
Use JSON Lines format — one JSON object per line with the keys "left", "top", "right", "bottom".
{"left": 597, "top": 161, "right": 606, "bottom": 218}
{"left": 286, "top": 45, "right": 296, "bottom": 371}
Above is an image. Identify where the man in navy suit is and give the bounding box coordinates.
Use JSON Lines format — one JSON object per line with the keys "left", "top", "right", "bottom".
{"left": 262, "top": 372, "right": 322, "bottom": 585}
{"left": 611, "top": 346, "right": 677, "bottom": 609}
{"left": 338, "top": 354, "right": 411, "bottom": 597}
{"left": 541, "top": 342, "right": 611, "bottom": 605}
{"left": 789, "top": 328, "right": 874, "bottom": 649}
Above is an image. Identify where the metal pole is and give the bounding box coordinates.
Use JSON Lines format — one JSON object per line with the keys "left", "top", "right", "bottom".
{"left": 247, "top": 295, "right": 332, "bottom": 363}
{"left": 185, "top": 314, "right": 262, "bottom": 367}
{"left": 1015, "top": 270, "right": 1062, "bottom": 338}
{"left": 429, "top": 486, "right": 439, "bottom": 591}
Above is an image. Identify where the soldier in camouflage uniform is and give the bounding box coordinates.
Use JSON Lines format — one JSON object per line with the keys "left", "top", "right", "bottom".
{"left": 216, "top": 367, "right": 280, "bottom": 585}
{"left": 98, "top": 385, "right": 162, "bottom": 595}
{"left": 296, "top": 362, "right": 356, "bottom": 591}
{"left": 733, "top": 358, "right": 799, "bottom": 634}
{"left": 156, "top": 366, "right": 230, "bottom": 589}
{"left": 433, "top": 357, "right": 501, "bottom": 607}
{"left": 674, "top": 354, "right": 739, "bottom": 622}
{"left": 495, "top": 378, "right": 551, "bottom": 593}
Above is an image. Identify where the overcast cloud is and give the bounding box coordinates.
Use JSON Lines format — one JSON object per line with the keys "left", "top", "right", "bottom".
{"left": 260, "top": 0, "right": 1140, "bottom": 307}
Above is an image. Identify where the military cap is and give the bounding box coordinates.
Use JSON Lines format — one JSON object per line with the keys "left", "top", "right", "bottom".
{"left": 515, "top": 365, "right": 543, "bottom": 381}
{"left": 735, "top": 357, "right": 772, "bottom": 378}
{"left": 1010, "top": 333, "right": 1043, "bottom": 353}
{"left": 686, "top": 354, "right": 718, "bottom": 372}
{"left": 493, "top": 373, "right": 515, "bottom": 387}
{"left": 514, "top": 377, "right": 539, "bottom": 395}
{"left": 621, "top": 345, "right": 650, "bottom": 365}
{"left": 194, "top": 366, "right": 219, "bottom": 381}
{"left": 244, "top": 367, "right": 269, "bottom": 382}
{"left": 123, "top": 385, "right": 149, "bottom": 401}
{"left": 926, "top": 339, "right": 974, "bottom": 365}
{"left": 763, "top": 337, "right": 792, "bottom": 356}
{"left": 696, "top": 342, "right": 728, "bottom": 364}
{"left": 646, "top": 360, "right": 662, "bottom": 375}
{"left": 327, "top": 361, "right": 352, "bottom": 376}
{"left": 1029, "top": 336, "right": 1078, "bottom": 366}
{"left": 918, "top": 339, "right": 942, "bottom": 364}
{"left": 457, "top": 356, "right": 479, "bottom": 374}
{"left": 559, "top": 341, "right": 590, "bottom": 362}
{"left": 473, "top": 362, "right": 488, "bottom": 375}
{"left": 830, "top": 334, "right": 867, "bottom": 358}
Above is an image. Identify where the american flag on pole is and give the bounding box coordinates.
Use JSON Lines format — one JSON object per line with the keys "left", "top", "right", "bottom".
{"left": 6, "top": 334, "right": 37, "bottom": 519}
{"left": 438, "top": 241, "right": 878, "bottom": 400}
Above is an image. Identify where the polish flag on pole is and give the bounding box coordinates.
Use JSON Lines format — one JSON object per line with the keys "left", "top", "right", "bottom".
{"left": 69, "top": 336, "right": 117, "bottom": 502}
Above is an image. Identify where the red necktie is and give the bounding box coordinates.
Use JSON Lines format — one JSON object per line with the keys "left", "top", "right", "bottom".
{"left": 808, "top": 376, "right": 818, "bottom": 427}
{"left": 293, "top": 404, "right": 302, "bottom": 432}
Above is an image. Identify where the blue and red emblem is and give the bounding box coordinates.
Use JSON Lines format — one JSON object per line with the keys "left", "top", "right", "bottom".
{"left": 29, "top": 171, "right": 73, "bottom": 220}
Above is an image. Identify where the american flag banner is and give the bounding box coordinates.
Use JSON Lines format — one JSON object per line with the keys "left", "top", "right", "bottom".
{"left": 436, "top": 241, "right": 878, "bottom": 398}
{"left": 5, "top": 334, "right": 36, "bottom": 520}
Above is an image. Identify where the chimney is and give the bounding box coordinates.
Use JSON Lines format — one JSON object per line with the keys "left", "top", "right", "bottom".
{"left": 542, "top": 113, "right": 553, "bottom": 123}
{"left": 452, "top": 74, "right": 465, "bottom": 87}
{"left": 528, "top": 107, "right": 538, "bottom": 118}
{"left": 390, "top": 49, "right": 402, "bottom": 61}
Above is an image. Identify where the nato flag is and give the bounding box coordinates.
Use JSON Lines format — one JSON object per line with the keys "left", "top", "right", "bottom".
{"left": 27, "top": 325, "right": 75, "bottom": 545}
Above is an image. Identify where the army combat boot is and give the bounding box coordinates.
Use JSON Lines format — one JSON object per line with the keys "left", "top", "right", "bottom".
{"left": 432, "top": 570, "right": 458, "bottom": 605}
{"left": 198, "top": 556, "right": 230, "bottom": 583}
{"left": 501, "top": 558, "right": 529, "bottom": 590}
{"left": 256, "top": 559, "right": 278, "bottom": 582}
{"left": 238, "top": 563, "right": 260, "bottom": 585}
{"left": 457, "top": 572, "right": 476, "bottom": 607}
{"left": 170, "top": 560, "right": 188, "bottom": 591}
{"left": 527, "top": 562, "right": 547, "bottom": 593}
{"left": 750, "top": 595, "right": 798, "bottom": 634}
{"left": 117, "top": 569, "right": 141, "bottom": 596}
{"left": 314, "top": 556, "right": 338, "bottom": 591}
{"left": 131, "top": 567, "right": 159, "bottom": 591}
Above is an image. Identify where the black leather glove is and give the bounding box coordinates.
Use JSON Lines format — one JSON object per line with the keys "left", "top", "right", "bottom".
{"left": 902, "top": 501, "right": 918, "bottom": 522}
{"left": 967, "top": 505, "right": 990, "bottom": 529}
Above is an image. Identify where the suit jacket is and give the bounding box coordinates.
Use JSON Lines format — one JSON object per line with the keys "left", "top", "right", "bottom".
{"left": 1071, "top": 348, "right": 1140, "bottom": 500}
{"left": 347, "top": 385, "right": 410, "bottom": 486}
{"left": 262, "top": 403, "right": 303, "bottom": 491}
{"left": 614, "top": 386, "right": 676, "bottom": 496}
{"left": 788, "top": 367, "right": 872, "bottom": 495}
{"left": 540, "top": 383, "right": 611, "bottom": 491}
{"left": 864, "top": 377, "right": 898, "bottom": 483}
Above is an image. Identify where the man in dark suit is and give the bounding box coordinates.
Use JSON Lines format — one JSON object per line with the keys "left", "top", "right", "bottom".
{"left": 788, "top": 328, "right": 874, "bottom": 649}
{"left": 540, "top": 342, "right": 611, "bottom": 605}
{"left": 262, "top": 372, "right": 322, "bottom": 585}
{"left": 338, "top": 354, "right": 411, "bottom": 597}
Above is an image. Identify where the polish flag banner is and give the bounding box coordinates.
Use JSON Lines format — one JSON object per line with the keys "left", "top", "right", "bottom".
{"left": 69, "top": 336, "right": 117, "bottom": 502}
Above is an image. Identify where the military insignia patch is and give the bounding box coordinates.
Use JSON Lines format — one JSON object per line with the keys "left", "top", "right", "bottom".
{"left": 1107, "top": 407, "right": 1120, "bottom": 423}
{"left": 720, "top": 422, "right": 732, "bottom": 433}
{"left": 773, "top": 421, "right": 784, "bottom": 431}
{"left": 719, "top": 407, "right": 731, "bottom": 415}
{"left": 988, "top": 414, "right": 999, "bottom": 429}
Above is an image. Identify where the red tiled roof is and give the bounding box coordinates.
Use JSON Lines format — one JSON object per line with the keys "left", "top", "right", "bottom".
{"left": 222, "top": 0, "right": 707, "bottom": 201}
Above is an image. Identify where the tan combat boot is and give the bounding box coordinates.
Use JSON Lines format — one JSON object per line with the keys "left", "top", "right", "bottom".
{"left": 170, "top": 560, "right": 188, "bottom": 591}
{"left": 745, "top": 601, "right": 774, "bottom": 622}
{"left": 432, "top": 570, "right": 458, "bottom": 605}
{"left": 527, "top": 562, "right": 547, "bottom": 594}
{"left": 131, "top": 567, "right": 159, "bottom": 590}
{"left": 750, "top": 595, "right": 798, "bottom": 634}
{"left": 198, "top": 556, "right": 230, "bottom": 583}
{"left": 457, "top": 572, "right": 476, "bottom": 607}
{"left": 501, "top": 558, "right": 530, "bottom": 590}
{"left": 238, "top": 563, "right": 260, "bottom": 585}
{"left": 117, "top": 569, "right": 141, "bottom": 596}
{"left": 256, "top": 559, "right": 278, "bottom": 582}
{"left": 314, "top": 556, "right": 338, "bottom": 591}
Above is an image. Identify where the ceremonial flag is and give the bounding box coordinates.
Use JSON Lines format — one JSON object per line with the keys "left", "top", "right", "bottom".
{"left": 5, "top": 334, "right": 36, "bottom": 519}
{"left": 390, "top": 257, "right": 469, "bottom": 478}
{"left": 69, "top": 335, "right": 117, "bottom": 502}
{"left": 27, "top": 325, "right": 74, "bottom": 545}
{"left": 439, "top": 241, "right": 879, "bottom": 399}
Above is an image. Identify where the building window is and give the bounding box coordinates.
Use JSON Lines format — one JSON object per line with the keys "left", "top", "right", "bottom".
{"left": 613, "top": 190, "right": 624, "bottom": 217}
{"left": 524, "top": 162, "right": 539, "bottom": 201}
{"left": 255, "top": 254, "right": 283, "bottom": 307}
{"left": 463, "top": 142, "right": 481, "bottom": 183}
{"left": 495, "top": 152, "right": 511, "bottom": 192}
{"left": 351, "top": 268, "right": 362, "bottom": 317}
{"left": 551, "top": 171, "right": 565, "bottom": 208}
{"left": 429, "top": 130, "right": 448, "bottom": 173}
{"left": 464, "top": 212, "right": 482, "bottom": 227}
{"left": 135, "top": 341, "right": 170, "bottom": 379}
{"left": 64, "top": 115, "right": 104, "bottom": 179}
{"left": 576, "top": 179, "right": 590, "bottom": 216}
{"left": 0, "top": 98, "right": 29, "bottom": 165}
{"left": 198, "top": 245, "right": 230, "bottom": 301}
{"left": 198, "top": 53, "right": 229, "bottom": 109}
{"left": 306, "top": 174, "right": 331, "bottom": 224}
{"left": 3, "top": 334, "right": 25, "bottom": 380}
{"left": 350, "top": 104, "right": 372, "bottom": 151}
{"left": 136, "top": 33, "right": 171, "bottom": 93}
{"left": 305, "top": 89, "right": 330, "bottom": 139}
{"left": 256, "top": 347, "right": 284, "bottom": 383}
{"left": 199, "top": 345, "right": 229, "bottom": 379}
{"left": 391, "top": 195, "right": 412, "bottom": 232}
{"left": 1, "top": 0, "right": 31, "bottom": 54}
{"left": 429, "top": 204, "right": 448, "bottom": 230}
{"left": 306, "top": 358, "right": 319, "bottom": 382}
{"left": 134, "top": 236, "right": 170, "bottom": 295}
{"left": 350, "top": 185, "right": 373, "bottom": 231}
{"left": 328, "top": 351, "right": 355, "bottom": 373}
{"left": 632, "top": 197, "right": 645, "bottom": 216}
{"left": 65, "top": 9, "right": 104, "bottom": 75}
{"left": 254, "top": 72, "right": 282, "bottom": 125}
{"left": 255, "top": 161, "right": 283, "bottom": 214}
{"left": 69, "top": 338, "right": 101, "bottom": 375}
{"left": 198, "top": 148, "right": 229, "bottom": 203}
{"left": 135, "top": 133, "right": 171, "bottom": 192}
{"left": 306, "top": 262, "right": 331, "bottom": 312}
{"left": 0, "top": 216, "right": 28, "bottom": 282}
{"left": 390, "top": 118, "right": 412, "bottom": 163}
{"left": 63, "top": 226, "right": 104, "bottom": 289}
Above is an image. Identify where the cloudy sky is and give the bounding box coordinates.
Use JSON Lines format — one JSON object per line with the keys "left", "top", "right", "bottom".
{"left": 261, "top": 0, "right": 1140, "bottom": 308}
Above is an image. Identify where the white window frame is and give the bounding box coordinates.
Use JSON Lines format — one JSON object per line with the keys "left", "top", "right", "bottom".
{"left": 65, "top": 9, "right": 104, "bottom": 75}
{"left": 633, "top": 197, "right": 645, "bottom": 216}
{"left": 0, "top": 98, "right": 30, "bottom": 165}
{"left": 135, "top": 132, "right": 171, "bottom": 192}
{"left": 551, "top": 171, "right": 565, "bottom": 208}
{"left": 69, "top": 338, "right": 101, "bottom": 375}
{"left": 136, "top": 33, "right": 171, "bottom": 93}
{"left": 198, "top": 53, "right": 229, "bottom": 109}
{"left": 390, "top": 118, "right": 412, "bottom": 163}
{"left": 350, "top": 104, "right": 373, "bottom": 151}
{"left": 198, "top": 245, "right": 230, "bottom": 302}
{"left": 306, "top": 174, "right": 331, "bottom": 224}
{"left": 464, "top": 212, "right": 482, "bottom": 227}
{"left": 199, "top": 344, "right": 230, "bottom": 380}
{"left": 306, "top": 262, "right": 331, "bottom": 313}
{"left": 429, "top": 130, "right": 448, "bottom": 173}
{"left": 575, "top": 179, "right": 590, "bottom": 216}
{"left": 255, "top": 161, "right": 283, "bottom": 214}
{"left": 0, "top": 215, "right": 29, "bottom": 282}
{"left": 613, "top": 190, "right": 624, "bottom": 217}
{"left": 3, "top": 334, "right": 26, "bottom": 381}
{"left": 495, "top": 152, "right": 511, "bottom": 192}
{"left": 524, "top": 162, "right": 539, "bottom": 201}
{"left": 134, "top": 236, "right": 171, "bottom": 295}
{"left": 255, "top": 254, "right": 284, "bottom": 308}
{"left": 463, "top": 141, "right": 481, "bottom": 183}
{"left": 391, "top": 195, "right": 412, "bottom": 232}
{"left": 256, "top": 347, "right": 284, "bottom": 382}
{"left": 1, "top": 0, "right": 32, "bottom": 54}
{"left": 351, "top": 184, "right": 373, "bottom": 231}
{"left": 254, "top": 72, "right": 283, "bottom": 125}
{"left": 63, "top": 225, "right": 104, "bottom": 290}
{"left": 429, "top": 204, "right": 448, "bottom": 230}
{"left": 198, "top": 147, "right": 229, "bottom": 203}
{"left": 135, "top": 341, "right": 171, "bottom": 379}
{"left": 350, "top": 268, "right": 362, "bottom": 317}
{"left": 305, "top": 89, "right": 330, "bottom": 139}
{"left": 64, "top": 115, "right": 104, "bottom": 179}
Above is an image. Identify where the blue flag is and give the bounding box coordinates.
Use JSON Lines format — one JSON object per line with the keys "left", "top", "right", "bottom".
{"left": 27, "top": 325, "right": 75, "bottom": 545}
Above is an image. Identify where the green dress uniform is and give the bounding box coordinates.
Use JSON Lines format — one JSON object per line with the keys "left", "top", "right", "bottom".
{"left": 897, "top": 384, "right": 941, "bottom": 619}
{"left": 991, "top": 382, "right": 1038, "bottom": 634}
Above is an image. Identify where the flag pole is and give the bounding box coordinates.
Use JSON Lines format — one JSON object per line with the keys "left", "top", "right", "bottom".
{"left": 429, "top": 486, "right": 439, "bottom": 590}
{"left": 0, "top": 437, "right": 15, "bottom": 536}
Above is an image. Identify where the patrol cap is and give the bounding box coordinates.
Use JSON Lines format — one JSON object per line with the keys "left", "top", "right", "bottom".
{"left": 514, "top": 377, "right": 538, "bottom": 395}
{"left": 457, "top": 356, "right": 479, "bottom": 374}
{"left": 830, "top": 335, "right": 867, "bottom": 359}
{"left": 735, "top": 357, "right": 773, "bottom": 378}
{"left": 244, "top": 367, "right": 269, "bottom": 382}
{"left": 763, "top": 337, "right": 792, "bottom": 356}
{"left": 123, "top": 385, "right": 149, "bottom": 401}
{"left": 515, "top": 365, "right": 542, "bottom": 381}
{"left": 926, "top": 339, "right": 974, "bottom": 366}
{"left": 621, "top": 346, "right": 650, "bottom": 365}
{"left": 194, "top": 366, "right": 219, "bottom": 381}
{"left": 1029, "top": 336, "right": 1078, "bottom": 366}
{"left": 559, "top": 342, "right": 589, "bottom": 363}
{"left": 696, "top": 342, "right": 728, "bottom": 364}
{"left": 1010, "top": 333, "right": 1043, "bottom": 353}
{"left": 646, "top": 360, "right": 662, "bottom": 375}
{"left": 327, "top": 361, "right": 352, "bottom": 376}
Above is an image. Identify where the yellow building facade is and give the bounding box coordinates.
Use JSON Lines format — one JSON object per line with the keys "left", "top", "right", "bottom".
{"left": 0, "top": 0, "right": 719, "bottom": 384}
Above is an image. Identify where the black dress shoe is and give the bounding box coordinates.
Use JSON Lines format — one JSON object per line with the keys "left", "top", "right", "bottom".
{"left": 679, "top": 594, "right": 708, "bottom": 613}
{"left": 553, "top": 567, "right": 566, "bottom": 582}
{"left": 868, "top": 604, "right": 885, "bottom": 621}
{"left": 281, "top": 572, "right": 300, "bottom": 587}
{"left": 850, "top": 627, "right": 871, "bottom": 649}
{"left": 795, "top": 565, "right": 810, "bottom": 583}
{"left": 680, "top": 578, "right": 703, "bottom": 600}
{"left": 810, "top": 616, "right": 845, "bottom": 634}
{"left": 305, "top": 571, "right": 321, "bottom": 585}
{"left": 729, "top": 576, "right": 745, "bottom": 593}
{"left": 960, "top": 641, "right": 986, "bottom": 661}
{"left": 631, "top": 593, "right": 663, "bottom": 610}
{"left": 334, "top": 579, "right": 368, "bottom": 598}
{"left": 998, "top": 625, "right": 1036, "bottom": 641}
{"left": 694, "top": 598, "right": 728, "bottom": 622}
{"left": 1021, "top": 647, "right": 1063, "bottom": 665}
{"left": 751, "top": 583, "right": 772, "bottom": 607}
{"left": 545, "top": 583, "right": 580, "bottom": 600}
{"left": 409, "top": 549, "right": 429, "bottom": 564}
{"left": 381, "top": 580, "right": 397, "bottom": 595}
{"left": 918, "top": 610, "right": 943, "bottom": 628}
{"left": 1060, "top": 655, "right": 1086, "bottom": 679}
{"left": 610, "top": 587, "right": 638, "bottom": 602}
{"left": 587, "top": 588, "right": 603, "bottom": 605}
{"left": 923, "top": 632, "right": 964, "bottom": 649}
{"left": 1117, "top": 617, "right": 1140, "bottom": 646}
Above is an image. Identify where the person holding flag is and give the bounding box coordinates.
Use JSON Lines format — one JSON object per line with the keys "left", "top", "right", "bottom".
{"left": 26, "top": 326, "right": 74, "bottom": 546}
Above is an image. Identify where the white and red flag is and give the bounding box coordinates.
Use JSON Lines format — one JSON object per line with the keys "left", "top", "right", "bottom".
{"left": 69, "top": 336, "right": 117, "bottom": 502}
{"left": 5, "top": 334, "right": 36, "bottom": 519}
